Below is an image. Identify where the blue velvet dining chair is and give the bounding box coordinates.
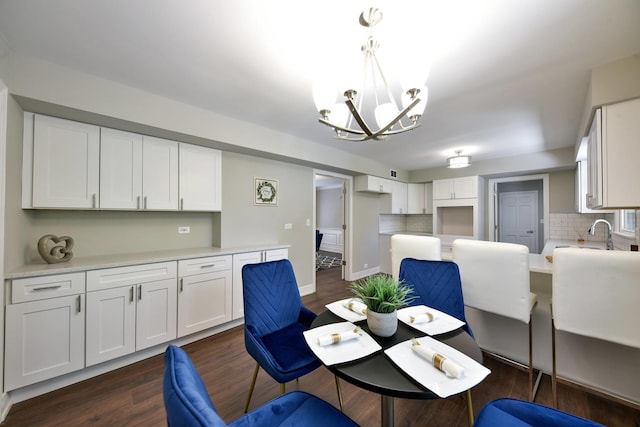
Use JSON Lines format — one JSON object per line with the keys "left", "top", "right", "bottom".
{"left": 163, "top": 344, "right": 358, "bottom": 427}
{"left": 474, "top": 398, "right": 604, "bottom": 426}
{"left": 241, "top": 259, "right": 342, "bottom": 413}
{"left": 398, "top": 257, "right": 473, "bottom": 337}
{"left": 398, "top": 257, "right": 476, "bottom": 426}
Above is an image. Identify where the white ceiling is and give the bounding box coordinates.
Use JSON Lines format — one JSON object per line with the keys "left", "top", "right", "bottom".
{"left": 1, "top": 0, "right": 639, "bottom": 171}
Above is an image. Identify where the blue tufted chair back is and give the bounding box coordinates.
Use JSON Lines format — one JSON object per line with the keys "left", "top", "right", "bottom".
{"left": 399, "top": 258, "right": 473, "bottom": 337}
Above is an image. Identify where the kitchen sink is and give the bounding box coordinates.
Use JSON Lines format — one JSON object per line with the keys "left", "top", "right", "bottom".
{"left": 555, "top": 245, "right": 601, "bottom": 250}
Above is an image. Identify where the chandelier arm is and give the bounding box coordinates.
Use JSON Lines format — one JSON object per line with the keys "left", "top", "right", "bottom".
{"left": 345, "top": 98, "right": 375, "bottom": 136}
{"left": 318, "top": 118, "right": 367, "bottom": 136}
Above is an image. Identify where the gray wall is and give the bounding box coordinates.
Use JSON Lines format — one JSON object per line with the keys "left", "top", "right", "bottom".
{"left": 220, "top": 151, "right": 315, "bottom": 286}
{"left": 549, "top": 169, "right": 575, "bottom": 213}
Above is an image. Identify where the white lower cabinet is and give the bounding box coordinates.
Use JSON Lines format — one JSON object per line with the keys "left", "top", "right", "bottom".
{"left": 232, "top": 249, "right": 288, "bottom": 319}
{"left": 5, "top": 273, "right": 86, "bottom": 390}
{"left": 177, "top": 255, "right": 232, "bottom": 337}
{"left": 85, "top": 262, "right": 177, "bottom": 366}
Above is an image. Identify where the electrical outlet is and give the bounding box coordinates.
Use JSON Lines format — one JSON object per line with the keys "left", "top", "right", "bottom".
{"left": 178, "top": 226, "right": 190, "bottom": 234}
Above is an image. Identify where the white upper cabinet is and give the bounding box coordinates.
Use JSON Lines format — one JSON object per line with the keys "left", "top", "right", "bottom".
{"left": 29, "top": 114, "right": 100, "bottom": 209}
{"left": 586, "top": 98, "right": 640, "bottom": 209}
{"left": 142, "top": 136, "right": 179, "bottom": 210}
{"left": 390, "top": 181, "right": 408, "bottom": 214}
{"left": 100, "top": 128, "right": 144, "bottom": 209}
{"left": 355, "top": 175, "right": 392, "bottom": 193}
{"left": 24, "top": 113, "right": 222, "bottom": 212}
{"left": 179, "top": 143, "right": 222, "bottom": 211}
{"left": 407, "top": 183, "right": 433, "bottom": 214}
{"left": 433, "top": 176, "right": 478, "bottom": 200}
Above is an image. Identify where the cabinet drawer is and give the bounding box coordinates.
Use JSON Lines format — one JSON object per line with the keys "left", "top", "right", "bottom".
{"left": 178, "top": 255, "right": 232, "bottom": 276}
{"left": 87, "top": 261, "right": 177, "bottom": 292}
{"left": 11, "top": 272, "right": 85, "bottom": 304}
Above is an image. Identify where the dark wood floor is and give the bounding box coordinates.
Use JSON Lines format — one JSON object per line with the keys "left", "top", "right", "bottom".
{"left": 4, "top": 265, "right": 640, "bottom": 426}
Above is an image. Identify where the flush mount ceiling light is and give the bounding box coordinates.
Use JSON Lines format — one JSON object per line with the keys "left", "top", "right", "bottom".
{"left": 313, "top": 8, "right": 428, "bottom": 142}
{"left": 447, "top": 150, "right": 471, "bottom": 168}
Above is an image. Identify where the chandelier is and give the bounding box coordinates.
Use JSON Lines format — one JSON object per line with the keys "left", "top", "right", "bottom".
{"left": 313, "top": 8, "right": 428, "bottom": 142}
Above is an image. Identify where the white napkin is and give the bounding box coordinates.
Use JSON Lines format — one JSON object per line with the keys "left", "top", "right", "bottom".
{"left": 342, "top": 299, "right": 367, "bottom": 315}
{"left": 317, "top": 327, "right": 361, "bottom": 346}
{"left": 411, "top": 338, "right": 465, "bottom": 379}
{"left": 409, "top": 311, "right": 437, "bottom": 324}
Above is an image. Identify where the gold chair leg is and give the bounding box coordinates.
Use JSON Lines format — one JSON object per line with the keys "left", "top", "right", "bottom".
{"left": 280, "top": 382, "right": 286, "bottom": 394}
{"left": 465, "top": 389, "right": 474, "bottom": 427}
{"left": 244, "top": 363, "right": 260, "bottom": 413}
{"left": 551, "top": 317, "right": 558, "bottom": 408}
{"left": 529, "top": 320, "right": 534, "bottom": 402}
{"left": 335, "top": 375, "right": 344, "bottom": 412}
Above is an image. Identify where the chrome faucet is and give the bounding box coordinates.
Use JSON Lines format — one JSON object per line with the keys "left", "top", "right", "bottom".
{"left": 588, "top": 219, "right": 614, "bottom": 250}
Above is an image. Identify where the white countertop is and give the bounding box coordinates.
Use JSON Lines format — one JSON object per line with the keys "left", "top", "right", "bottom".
{"left": 5, "top": 244, "right": 290, "bottom": 279}
{"left": 442, "top": 238, "right": 607, "bottom": 274}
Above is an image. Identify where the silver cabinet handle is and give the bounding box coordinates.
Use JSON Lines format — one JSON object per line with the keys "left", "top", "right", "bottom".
{"left": 179, "top": 278, "right": 184, "bottom": 293}
{"left": 199, "top": 264, "right": 216, "bottom": 269}
{"left": 92, "top": 194, "right": 97, "bottom": 208}
{"left": 77, "top": 295, "right": 82, "bottom": 313}
{"left": 144, "top": 196, "right": 148, "bottom": 210}
{"left": 180, "top": 198, "right": 184, "bottom": 210}
{"left": 138, "top": 284, "right": 142, "bottom": 301}
{"left": 32, "top": 284, "right": 62, "bottom": 292}
{"left": 130, "top": 286, "right": 134, "bottom": 302}
{"left": 137, "top": 196, "right": 141, "bottom": 210}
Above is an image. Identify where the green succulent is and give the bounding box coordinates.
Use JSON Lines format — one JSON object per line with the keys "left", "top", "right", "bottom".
{"left": 349, "top": 275, "right": 415, "bottom": 314}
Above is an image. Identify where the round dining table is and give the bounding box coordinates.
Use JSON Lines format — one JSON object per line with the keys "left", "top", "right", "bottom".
{"left": 311, "top": 310, "right": 484, "bottom": 427}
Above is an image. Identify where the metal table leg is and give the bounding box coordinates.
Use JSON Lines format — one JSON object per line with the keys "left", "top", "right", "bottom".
{"left": 381, "top": 394, "right": 394, "bottom": 427}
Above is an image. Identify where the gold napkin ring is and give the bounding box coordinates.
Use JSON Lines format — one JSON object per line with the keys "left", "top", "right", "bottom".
{"left": 433, "top": 353, "right": 446, "bottom": 371}
{"left": 331, "top": 333, "right": 341, "bottom": 344}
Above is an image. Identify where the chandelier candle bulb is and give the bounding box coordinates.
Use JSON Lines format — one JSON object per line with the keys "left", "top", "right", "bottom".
{"left": 411, "top": 338, "right": 465, "bottom": 379}
{"left": 317, "top": 327, "right": 361, "bottom": 346}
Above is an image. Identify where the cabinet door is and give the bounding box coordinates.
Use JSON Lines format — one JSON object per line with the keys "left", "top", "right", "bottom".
{"left": 424, "top": 183, "right": 433, "bottom": 214}
{"left": 264, "top": 248, "right": 288, "bottom": 262}
{"left": 136, "top": 278, "right": 177, "bottom": 350}
{"left": 179, "top": 144, "right": 222, "bottom": 211}
{"left": 86, "top": 286, "right": 136, "bottom": 366}
{"left": 231, "top": 251, "right": 262, "bottom": 319}
{"left": 32, "top": 115, "right": 100, "bottom": 208}
{"left": 433, "top": 179, "right": 454, "bottom": 200}
{"left": 391, "top": 181, "right": 408, "bottom": 214}
{"left": 5, "top": 294, "right": 85, "bottom": 390}
{"left": 142, "top": 136, "right": 179, "bottom": 210}
{"left": 586, "top": 110, "right": 602, "bottom": 209}
{"left": 100, "top": 128, "right": 143, "bottom": 209}
{"left": 452, "top": 176, "right": 478, "bottom": 199}
{"left": 177, "top": 270, "right": 232, "bottom": 337}
{"left": 407, "top": 183, "right": 425, "bottom": 214}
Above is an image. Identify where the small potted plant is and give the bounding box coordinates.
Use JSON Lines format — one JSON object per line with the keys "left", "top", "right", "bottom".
{"left": 349, "top": 275, "right": 415, "bottom": 337}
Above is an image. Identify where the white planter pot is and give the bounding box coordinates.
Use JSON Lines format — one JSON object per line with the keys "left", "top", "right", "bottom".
{"left": 367, "top": 310, "right": 398, "bottom": 337}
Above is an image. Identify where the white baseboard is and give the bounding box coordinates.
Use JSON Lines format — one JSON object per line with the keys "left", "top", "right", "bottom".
{"left": 0, "top": 392, "right": 11, "bottom": 423}
{"left": 350, "top": 266, "right": 380, "bottom": 281}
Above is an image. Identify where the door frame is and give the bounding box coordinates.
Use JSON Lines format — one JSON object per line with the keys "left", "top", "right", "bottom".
{"left": 313, "top": 170, "right": 353, "bottom": 282}
{"left": 487, "top": 174, "right": 549, "bottom": 245}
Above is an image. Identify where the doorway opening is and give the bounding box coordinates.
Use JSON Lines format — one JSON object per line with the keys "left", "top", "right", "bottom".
{"left": 488, "top": 174, "right": 549, "bottom": 254}
{"left": 314, "top": 171, "right": 352, "bottom": 281}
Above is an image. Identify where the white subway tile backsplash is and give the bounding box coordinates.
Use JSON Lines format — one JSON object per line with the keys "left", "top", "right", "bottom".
{"left": 549, "top": 213, "right": 614, "bottom": 242}
{"left": 379, "top": 214, "right": 432, "bottom": 234}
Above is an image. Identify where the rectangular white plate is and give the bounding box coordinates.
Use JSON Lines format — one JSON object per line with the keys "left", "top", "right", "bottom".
{"left": 384, "top": 336, "right": 491, "bottom": 398}
{"left": 397, "top": 305, "right": 465, "bottom": 335}
{"left": 325, "top": 298, "right": 367, "bottom": 323}
{"left": 303, "top": 321, "right": 381, "bottom": 365}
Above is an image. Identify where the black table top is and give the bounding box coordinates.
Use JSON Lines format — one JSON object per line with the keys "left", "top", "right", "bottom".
{"left": 311, "top": 310, "right": 483, "bottom": 399}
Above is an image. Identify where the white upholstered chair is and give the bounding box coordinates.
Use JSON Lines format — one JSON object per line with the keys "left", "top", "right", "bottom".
{"left": 453, "top": 239, "right": 540, "bottom": 401}
{"left": 551, "top": 248, "right": 640, "bottom": 407}
{"left": 390, "top": 234, "right": 441, "bottom": 280}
